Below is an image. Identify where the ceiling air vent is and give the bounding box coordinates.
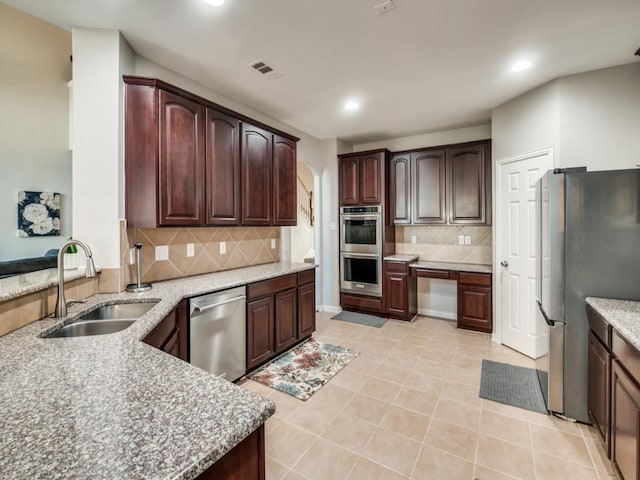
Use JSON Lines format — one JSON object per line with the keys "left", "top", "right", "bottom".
{"left": 249, "top": 60, "right": 282, "bottom": 80}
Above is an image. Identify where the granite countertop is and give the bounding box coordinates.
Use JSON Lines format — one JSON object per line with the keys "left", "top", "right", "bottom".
{"left": 383, "top": 254, "right": 419, "bottom": 263}
{"left": 586, "top": 297, "right": 640, "bottom": 351}
{"left": 0, "top": 262, "right": 316, "bottom": 479}
{"left": 409, "top": 260, "right": 493, "bottom": 274}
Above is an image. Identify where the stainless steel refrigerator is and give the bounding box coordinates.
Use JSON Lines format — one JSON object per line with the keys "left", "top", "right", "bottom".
{"left": 535, "top": 168, "right": 640, "bottom": 423}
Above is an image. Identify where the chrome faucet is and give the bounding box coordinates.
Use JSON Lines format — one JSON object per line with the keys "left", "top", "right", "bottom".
{"left": 55, "top": 239, "right": 97, "bottom": 318}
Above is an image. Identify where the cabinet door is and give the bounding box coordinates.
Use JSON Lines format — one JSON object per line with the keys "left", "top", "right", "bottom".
{"left": 247, "top": 297, "right": 275, "bottom": 369}
{"left": 588, "top": 331, "right": 611, "bottom": 455}
{"left": 205, "top": 109, "right": 241, "bottom": 225}
{"left": 611, "top": 360, "right": 640, "bottom": 480}
{"left": 390, "top": 154, "right": 411, "bottom": 224}
{"left": 339, "top": 157, "right": 359, "bottom": 205}
{"left": 457, "top": 285, "right": 492, "bottom": 333}
{"left": 448, "top": 143, "right": 490, "bottom": 224}
{"left": 384, "top": 273, "right": 408, "bottom": 317}
{"left": 142, "top": 300, "right": 188, "bottom": 362}
{"left": 273, "top": 135, "right": 297, "bottom": 226}
{"left": 412, "top": 150, "right": 446, "bottom": 224}
{"left": 242, "top": 124, "right": 272, "bottom": 225}
{"left": 158, "top": 90, "right": 205, "bottom": 225}
{"left": 275, "top": 288, "right": 297, "bottom": 352}
{"left": 359, "top": 153, "right": 382, "bottom": 204}
{"left": 298, "top": 281, "right": 316, "bottom": 339}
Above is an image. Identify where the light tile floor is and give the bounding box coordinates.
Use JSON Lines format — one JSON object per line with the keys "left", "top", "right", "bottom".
{"left": 240, "top": 312, "right": 616, "bottom": 480}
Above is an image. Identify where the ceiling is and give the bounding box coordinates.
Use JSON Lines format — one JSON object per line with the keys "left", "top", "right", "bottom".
{"left": 5, "top": 0, "right": 640, "bottom": 144}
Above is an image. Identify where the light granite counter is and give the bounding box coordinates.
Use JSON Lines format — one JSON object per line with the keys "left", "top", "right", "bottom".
{"left": 0, "top": 262, "right": 316, "bottom": 480}
{"left": 383, "top": 254, "right": 419, "bottom": 263}
{"left": 409, "top": 260, "right": 492, "bottom": 274}
{"left": 0, "top": 266, "right": 102, "bottom": 303}
{"left": 586, "top": 297, "right": 640, "bottom": 351}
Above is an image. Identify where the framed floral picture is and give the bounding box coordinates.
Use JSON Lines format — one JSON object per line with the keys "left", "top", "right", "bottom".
{"left": 17, "top": 191, "right": 61, "bottom": 237}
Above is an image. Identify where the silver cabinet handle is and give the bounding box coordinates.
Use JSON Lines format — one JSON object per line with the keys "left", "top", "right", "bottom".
{"left": 193, "top": 295, "right": 246, "bottom": 313}
{"left": 500, "top": 261, "right": 509, "bottom": 267}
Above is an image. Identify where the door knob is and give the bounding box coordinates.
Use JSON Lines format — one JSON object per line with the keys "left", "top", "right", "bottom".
{"left": 500, "top": 261, "right": 509, "bottom": 267}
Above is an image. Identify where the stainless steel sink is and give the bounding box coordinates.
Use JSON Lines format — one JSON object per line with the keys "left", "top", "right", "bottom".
{"left": 43, "top": 301, "right": 158, "bottom": 338}
{"left": 45, "top": 319, "right": 136, "bottom": 338}
{"left": 78, "top": 302, "right": 157, "bottom": 321}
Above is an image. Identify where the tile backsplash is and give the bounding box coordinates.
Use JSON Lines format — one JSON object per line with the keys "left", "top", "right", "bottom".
{"left": 395, "top": 225, "right": 492, "bottom": 264}
{"left": 123, "top": 226, "right": 280, "bottom": 284}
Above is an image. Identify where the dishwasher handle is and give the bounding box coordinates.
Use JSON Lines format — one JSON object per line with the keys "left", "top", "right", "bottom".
{"left": 193, "top": 295, "right": 246, "bottom": 313}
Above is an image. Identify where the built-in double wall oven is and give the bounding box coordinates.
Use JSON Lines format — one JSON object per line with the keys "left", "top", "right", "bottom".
{"left": 339, "top": 206, "right": 382, "bottom": 297}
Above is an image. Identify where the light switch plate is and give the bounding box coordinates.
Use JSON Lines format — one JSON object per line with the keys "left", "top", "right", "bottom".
{"left": 219, "top": 241, "right": 226, "bottom": 255}
{"left": 155, "top": 245, "right": 169, "bottom": 261}
{"left": 270, "top": 238, "right": 276, "bottom": 249}
{"left": 465, "top": 236, "right": 471, "bottom": 245}
{"left": 458, "top": 235, "right": 465, "bottom": 245}
{"left": 330, "top": 222, "right": 336, "bottom": 231}
{"left": 186, "top": 243, "right": 195, "bottom": 257}
{"left": 411, "top": 235, "right": 417, "bottom": 244}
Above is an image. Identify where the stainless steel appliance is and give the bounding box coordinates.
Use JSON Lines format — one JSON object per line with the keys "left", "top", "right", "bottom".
{"left": 189, "top": 286, "right": 247, "bottom": 382}
{"left": 535, "top": 168, "right": 640, "bottom": 422}
{"left": 340, "top": 206, "right": 382, "bottom": 253}
{"left": 340, "top": 252, "right": 382, "bottom": 296}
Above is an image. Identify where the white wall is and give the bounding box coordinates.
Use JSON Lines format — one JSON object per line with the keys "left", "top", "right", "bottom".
{"left": 354, "top": 124, "right": 491, "bottom": 152}
{"left": 0, "top": 4, "right": 71, "bottom": 261}
{"left": 558, "top": 62, "right": 640, "bottom": 171}
{"left": 72, "top": 29, "right": 134, "bottom": 270}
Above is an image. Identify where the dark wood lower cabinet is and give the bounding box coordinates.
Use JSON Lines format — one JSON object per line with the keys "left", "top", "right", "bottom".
{"left": 457, "top": 272, "right": 492, "bottom": 333}
{"left": 196, "top": 425, "right": 265, "bottom": 480}
{"left": 142, "top": 300, "right": 188, "bottom": 361}
{"left": 588, "top": 330, "right": 611, "bottom": 454}
{"left": 247, "top": 269, "right": 316, "bottom": 372}
{"left": 383, "top": 260, "right": 416, "bottom": 321}
{"left": 611, "top": 360, "right": 640, "bottom": 480}
{"left": 247, "top": 296, "right": 275, "bottom": 370}
{"left": 340, "top": 292, "right": 383, "bottom": 315}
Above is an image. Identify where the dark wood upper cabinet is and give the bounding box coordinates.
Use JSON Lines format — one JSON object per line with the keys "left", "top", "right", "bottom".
{"left": 205, "top": 109, "right": 241, "bottom": 225}
{"left": 242, "top": 124, "right": 273, "bottom": 225}
{"left": 339, "top": 157, "right": 360, "bottom": 205}
{"left": 447, "top": 142, "right": 491, "bottom": 224}
{"left": 412, "top": 149, "right": 446, "bottom": 224}
{"left": 158, "top": 90, "right": 206, "bottom": 226}
{"left": 123, "top": 76, "right": 299, "bottom": 228}
{"left": 390, "top": 154, "right": 411, "bottom": 224}
{"left": 273, "top": 135, "right": 297, "bottom": 226}
{"left": 338, "top": 151, "right": 385, "bottom": 206}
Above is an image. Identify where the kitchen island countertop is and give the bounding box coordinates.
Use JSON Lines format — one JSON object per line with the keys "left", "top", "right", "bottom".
{"left": 0, "top": 261, "right": 316, "bottom": 480}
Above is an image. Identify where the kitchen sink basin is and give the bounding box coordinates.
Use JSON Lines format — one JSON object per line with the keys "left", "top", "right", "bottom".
{"left": 43, "top": 301, "right": 158, "bottom": 338}
{"left": 45, "top": 319, "right": 136, "bottom": 338}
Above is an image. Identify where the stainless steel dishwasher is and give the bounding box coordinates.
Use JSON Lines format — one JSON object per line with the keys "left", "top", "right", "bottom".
{"left": 189, "top": 286, "right": 246, "bottom": 382}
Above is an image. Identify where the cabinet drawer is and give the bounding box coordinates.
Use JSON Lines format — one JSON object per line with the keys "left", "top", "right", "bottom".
{"left": 414, "top": 268, "right": 450, "bottom": 279}
{"left": 248, "top": 274, "right": 297, "bottom": 300}
{"left": 385, "top": 261, "right": 408, "bottom": 275}
{"left": 459, "top": 272, "right": 491, "bottom": 286}
{"left": 340, "top": 292, "right": 382, "bottom": 313}
{"left": 587, "top": 304, "right": 612, "bottom": 348}
{"left": 613, "top": 330, "right": 640, "bottom": 383}
{"left": 297, "top": 269, "right": 315, "bottom": 285}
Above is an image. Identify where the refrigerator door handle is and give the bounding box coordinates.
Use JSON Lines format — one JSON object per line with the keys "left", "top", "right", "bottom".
{"left": 537, "top": 301, "right": 556, "bottom": 327}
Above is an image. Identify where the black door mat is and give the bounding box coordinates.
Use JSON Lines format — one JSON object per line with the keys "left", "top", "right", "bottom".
{"left": 331, "top": 311, "right": 387, "bottom": 328}
{"left": 479, "top": 359, "right": 547, "bottom": 414}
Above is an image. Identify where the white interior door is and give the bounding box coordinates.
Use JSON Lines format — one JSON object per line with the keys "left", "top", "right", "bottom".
{"left": 497, "top": 149, "right": 552, "bottom": 358}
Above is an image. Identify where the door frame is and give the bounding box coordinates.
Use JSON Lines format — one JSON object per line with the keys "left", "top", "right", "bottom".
{"left": 493, "top": 147, "right": 554, "bottom": 346}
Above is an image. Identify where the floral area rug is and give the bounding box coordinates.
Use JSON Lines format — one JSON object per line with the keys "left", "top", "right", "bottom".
{"left": 248, "top": 338, "right": 359, "bottom": 401}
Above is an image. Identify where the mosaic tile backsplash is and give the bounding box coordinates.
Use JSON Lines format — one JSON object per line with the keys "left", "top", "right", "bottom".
{"left": 395, "top": 225, "right": 492, "bottom": 264}
{"left": 124, "top": 226, "right": 280, "bottom": 283}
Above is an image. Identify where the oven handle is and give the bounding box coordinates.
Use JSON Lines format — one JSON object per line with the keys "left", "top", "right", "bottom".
{"left": 341, "top": 252, "right": 380, "bottom": 258}
{"left": 340, "top": 215, "right": 380, "bottom": 221}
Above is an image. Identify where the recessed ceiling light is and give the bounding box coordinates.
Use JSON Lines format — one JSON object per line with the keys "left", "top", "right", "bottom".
{"left": 344, "top": 100, "right": 360, "bottom": 111}
{"left": 511, "top": 60, "right": 532, "bottom": 72}
{"left": 203, "top": 0, "right": 224, "bottom": 6}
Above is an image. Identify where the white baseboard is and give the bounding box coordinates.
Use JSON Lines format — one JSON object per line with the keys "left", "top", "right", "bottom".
{"left": 319, "top": 305, "right": 341, "bottom": 314}
{"left": 417, "top": 308, "right": 456, "bottom": 321}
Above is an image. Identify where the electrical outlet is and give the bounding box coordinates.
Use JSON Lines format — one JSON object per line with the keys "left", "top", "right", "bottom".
{"left": 458, "top": 235, "right": 465, "bottom": 245}
{"left": 155, "top": 245, "right": 169, "bottom": 261}
{"left": 219, "top": 241, "right": 226, "bottom": 255}
{"left": 186, "top": 243, "right": 195, "bottom": 257}
{"left": 129, "top": 248, "right": 135, "bottom": 265}
{"left": 411, "top": 235, "right": 417, "bottom": 244}
{"left": 465, "top": 236, "right": 471, "bottom": 245}
{"left": 270, "top": 238, "right": 276, "bottom": 249}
